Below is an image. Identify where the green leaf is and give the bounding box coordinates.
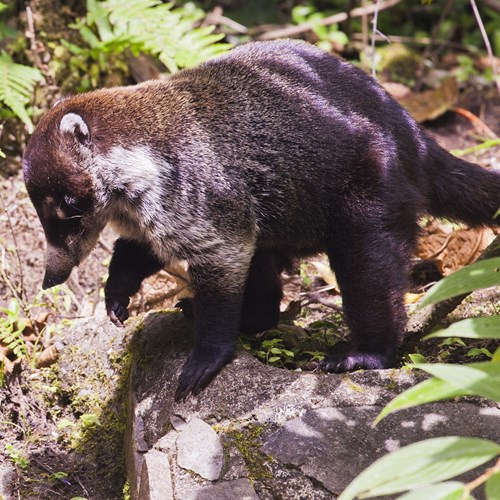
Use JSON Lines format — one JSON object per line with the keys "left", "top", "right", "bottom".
{"left": 420, "top": 258, "right": 500, "bottom": 307}
{"left": 397, "top": 481, "right": 467, "bottom": 500}
{"left": 0, "top": 52, "right": 43, "bottom": 132}
{"left": 415, "top": 362, "right": 500, "bottom": 402}
{"left": 339, "top": 437, "right": 500, "bottom": 500}
{"left": 424, "top": 316, "right": 500, "bottom": 340}
{"left": 486, "top": 471, "right": 500, "bottom": 499}
{"left": 374, "top": 361, "right": 498, "bottom": 424}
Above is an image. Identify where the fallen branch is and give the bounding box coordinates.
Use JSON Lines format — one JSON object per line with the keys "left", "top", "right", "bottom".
{"left": 257, "top": 0, "right": 402, "bottom": 41}
{"left": 406, "top": 233, "right": 500, "bottom": 339}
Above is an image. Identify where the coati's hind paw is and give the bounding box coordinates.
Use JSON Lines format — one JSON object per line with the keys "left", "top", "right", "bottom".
{"left": 105, "top": 296, "right": 130, "bottom": 326}
{"left": 175, "top": 344, "right": 235, "bottom": 402}
{"left": 320, "top": 344, "right": 394, "bottom": 372}
{"left": 175, "top": 297, "right": 194, "bottom": 319}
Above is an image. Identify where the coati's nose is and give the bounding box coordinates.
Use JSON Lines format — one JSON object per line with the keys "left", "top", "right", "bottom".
{"left": 43, "top": 244, "right": 76, "bottom": 289}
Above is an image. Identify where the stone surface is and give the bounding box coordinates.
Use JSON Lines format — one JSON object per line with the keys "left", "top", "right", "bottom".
{"left": 119, "top": 311, "right": 500, "bottom": 499}
{"left": 262, "top": 403, "right": 500, "bottom": 493}
{"left": 138, "top": 449, "right": 174, "bottom": 500}
{"left": 179, "top": 478, "right": 258, "bottom": 500}
{"left": 176, "top": 417, "right": 224, "bottom": 480}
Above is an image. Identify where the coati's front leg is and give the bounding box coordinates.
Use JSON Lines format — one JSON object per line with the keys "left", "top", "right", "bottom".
{"left": 105, "top": 238, "right": 164, "bottom": 325}
{"left": 175, "top": 250, "right": 253, "bottom": 402}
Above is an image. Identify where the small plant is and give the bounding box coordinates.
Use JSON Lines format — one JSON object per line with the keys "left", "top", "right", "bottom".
{"left": 241, "top": 336, "right": 295, "bottom": 368}
{"left": 291, "top": 4, "right": 348, "bottom": 52}
{"left": 0, "top": 287, "right": 74, "bottom": 367}
{"left": 4, "top": 443, "right": 29, "bottom": 470}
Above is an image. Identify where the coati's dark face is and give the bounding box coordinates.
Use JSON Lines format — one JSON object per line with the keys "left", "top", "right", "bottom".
{"left": 23, "top": 111, "right": 105, "bottom": 289}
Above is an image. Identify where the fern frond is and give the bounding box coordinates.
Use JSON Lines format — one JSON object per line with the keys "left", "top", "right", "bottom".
{"left": 0, "top": 52, "right": 43, "bottom": 132}
{"left": 101, "top": 0, "right": 231, "bottom": 73}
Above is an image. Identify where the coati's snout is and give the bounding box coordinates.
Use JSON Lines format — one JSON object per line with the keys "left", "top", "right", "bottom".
{"left": 43, "top": 243, "right": 78, "bottom": 289}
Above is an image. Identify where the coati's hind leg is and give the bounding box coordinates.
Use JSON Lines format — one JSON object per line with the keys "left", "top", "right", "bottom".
{"left": 239, "top": 250, "right": 285, "bottom": 334}
{"left": 105, "top": 238, "right": 164, "bottom": 325}
{"left": 321, "top": 215, "right": 416, "bottom": 372}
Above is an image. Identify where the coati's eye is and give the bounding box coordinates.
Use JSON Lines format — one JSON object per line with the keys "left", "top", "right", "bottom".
{"left": 55, "top": 196, "right": 83, "bottom": 220}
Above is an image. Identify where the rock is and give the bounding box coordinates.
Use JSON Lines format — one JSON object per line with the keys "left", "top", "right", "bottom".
{"left": 176, "top": 417, "right": 224, "bottom": 480}
{"left": 125, "top": 311, "right": 500, "bottom": 499}
{"left": 180, "top": 478, "right": 258, "bottom": 500}
{"left": 261, "top": 403, "right": 500, "bottom": 493}
{"left": 138, "top": 449, "right": 174, "bottom": 500}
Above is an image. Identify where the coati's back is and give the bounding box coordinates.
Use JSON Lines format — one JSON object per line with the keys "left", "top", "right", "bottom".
{"left": 162, "top": 41, "right": 433, "bottom": 246}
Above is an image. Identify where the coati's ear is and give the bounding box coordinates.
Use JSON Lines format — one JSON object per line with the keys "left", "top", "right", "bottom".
{"left": 60, "top": 113, "right": 90, "bottom": 147}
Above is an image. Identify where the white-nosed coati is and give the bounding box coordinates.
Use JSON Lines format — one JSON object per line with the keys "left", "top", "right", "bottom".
{"left": 23, "top": 40, "right": 500, "bottom": 401}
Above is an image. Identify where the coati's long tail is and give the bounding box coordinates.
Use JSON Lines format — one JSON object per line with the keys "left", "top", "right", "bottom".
{"left": 425, "top": 141, "right": 500, "bottom": 227}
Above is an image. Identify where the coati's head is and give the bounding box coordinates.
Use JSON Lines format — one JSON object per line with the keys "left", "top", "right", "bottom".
{"left": 23, "top": 107, "right": 106, "bottom": 289}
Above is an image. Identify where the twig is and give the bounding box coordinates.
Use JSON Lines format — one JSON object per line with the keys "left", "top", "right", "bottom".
{"left": 351, "top": 32, "right": 478, "bottom": 52}
{"left": 470, "top": 0, "right": 500, "bottom": 95}
{"left": 453, "top": 107, "right": 497, "bottom": 139}
{"left": 370, "top": 0, "right": 382, "bottom": 78}
{"left": 463, "top": 457, "right": 500, "bottom": 496}
{"left": 204, "top": 6, "right": 248, "bottom": 33}
{"left": 257, "top": 0, "right": 402, "bottom": 41}
{"left": 0, "top": 190, "right": 26, "bottom": 302}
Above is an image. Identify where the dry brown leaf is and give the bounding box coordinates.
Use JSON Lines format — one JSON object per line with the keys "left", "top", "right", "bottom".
{"left": 417, "top": 220, "right": 496, "bottom": 275}
{"left": 311, "top": 261, "right": 339, "bottom": 291}
{"left": 397, "top": 77, "right": 458, "bottom": 123}
{"left": 0, "top": 352, "right": 19, "bottom": 375}
{"left": 35, "top": 344, "right": 58, "bottom": 368}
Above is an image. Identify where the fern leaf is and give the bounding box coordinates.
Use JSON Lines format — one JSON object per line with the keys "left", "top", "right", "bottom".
{"left": 0, "top": 52, "right": 43, "bottom": 132}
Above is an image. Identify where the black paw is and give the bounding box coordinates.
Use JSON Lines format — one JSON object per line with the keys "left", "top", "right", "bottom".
{"left": 105, "top": 296, "right": 130, "bottom": 326}
{"left": 175, "top": 297, "right": 194, "bottom": 319}
{"left": 320, "top": 343, "right": 394, "bottom": 372}
{"left": 175, "top": 344, "right": 235, "bottom": 403}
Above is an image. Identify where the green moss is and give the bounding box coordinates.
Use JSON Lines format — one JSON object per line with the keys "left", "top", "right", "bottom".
{"left": 225, "top": 424, "right": 273, "bottom": 482}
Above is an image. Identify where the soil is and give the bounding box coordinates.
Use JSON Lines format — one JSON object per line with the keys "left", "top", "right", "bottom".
{"left": 1, "top": 89, "right": 500, "bottom": 499}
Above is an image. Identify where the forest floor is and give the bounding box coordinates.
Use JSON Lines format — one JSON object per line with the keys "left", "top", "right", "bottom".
{"left": 0, "top": 87, "right": 500, "bottom": 499}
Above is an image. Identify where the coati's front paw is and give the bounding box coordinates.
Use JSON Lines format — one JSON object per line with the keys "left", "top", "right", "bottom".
{"left": 105, "top": 295, "right": 130, "bottom": 326}
{"left": 175, "top": 344, "right": 235, "bottom": 402}
{"left": 320, "top": 344, "right": 394, "bottom": 372}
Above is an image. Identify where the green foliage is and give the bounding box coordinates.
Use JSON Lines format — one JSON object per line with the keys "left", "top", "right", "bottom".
{"left": 64, "top": 0, "right": 231, "bottom": 90}
{"left": 0, "top": 52, "right": 43, "bottom": 133}
{"left": 4, "top": 443, "right": 29, "bottom": 470}
{"left": 0, "top": 287, "right": 74, "bottom": 366}
{"left": 291, "top": 4, "right": 348, "bottom": 52}
{"left": 240, "top": 337, "right": 295, "bottom": 367}
{"left": 420, "top": 257, "right": 500, "bottom": 306}
{"left": 339, "top": 437, "right": 499, "bottom": 500}
{"left": 342, "top": 258, "right": 500, "bottom": 498}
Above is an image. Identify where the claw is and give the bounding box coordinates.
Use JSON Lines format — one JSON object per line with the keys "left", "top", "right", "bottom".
{"left": 106, "top": 296, "right": 130, "bottom": 326}
{"left": 174, "top": 344, "right": 235, "bottom": 403}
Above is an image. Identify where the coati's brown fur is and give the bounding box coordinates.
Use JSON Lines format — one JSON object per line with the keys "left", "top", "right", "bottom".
{"left": 23, "top": 40, "right": 500, "bottom": 401}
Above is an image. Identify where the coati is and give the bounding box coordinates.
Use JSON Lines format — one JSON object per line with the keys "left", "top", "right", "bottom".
{"left": 23, "top": 40, "right": 500, "bottom": 402}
